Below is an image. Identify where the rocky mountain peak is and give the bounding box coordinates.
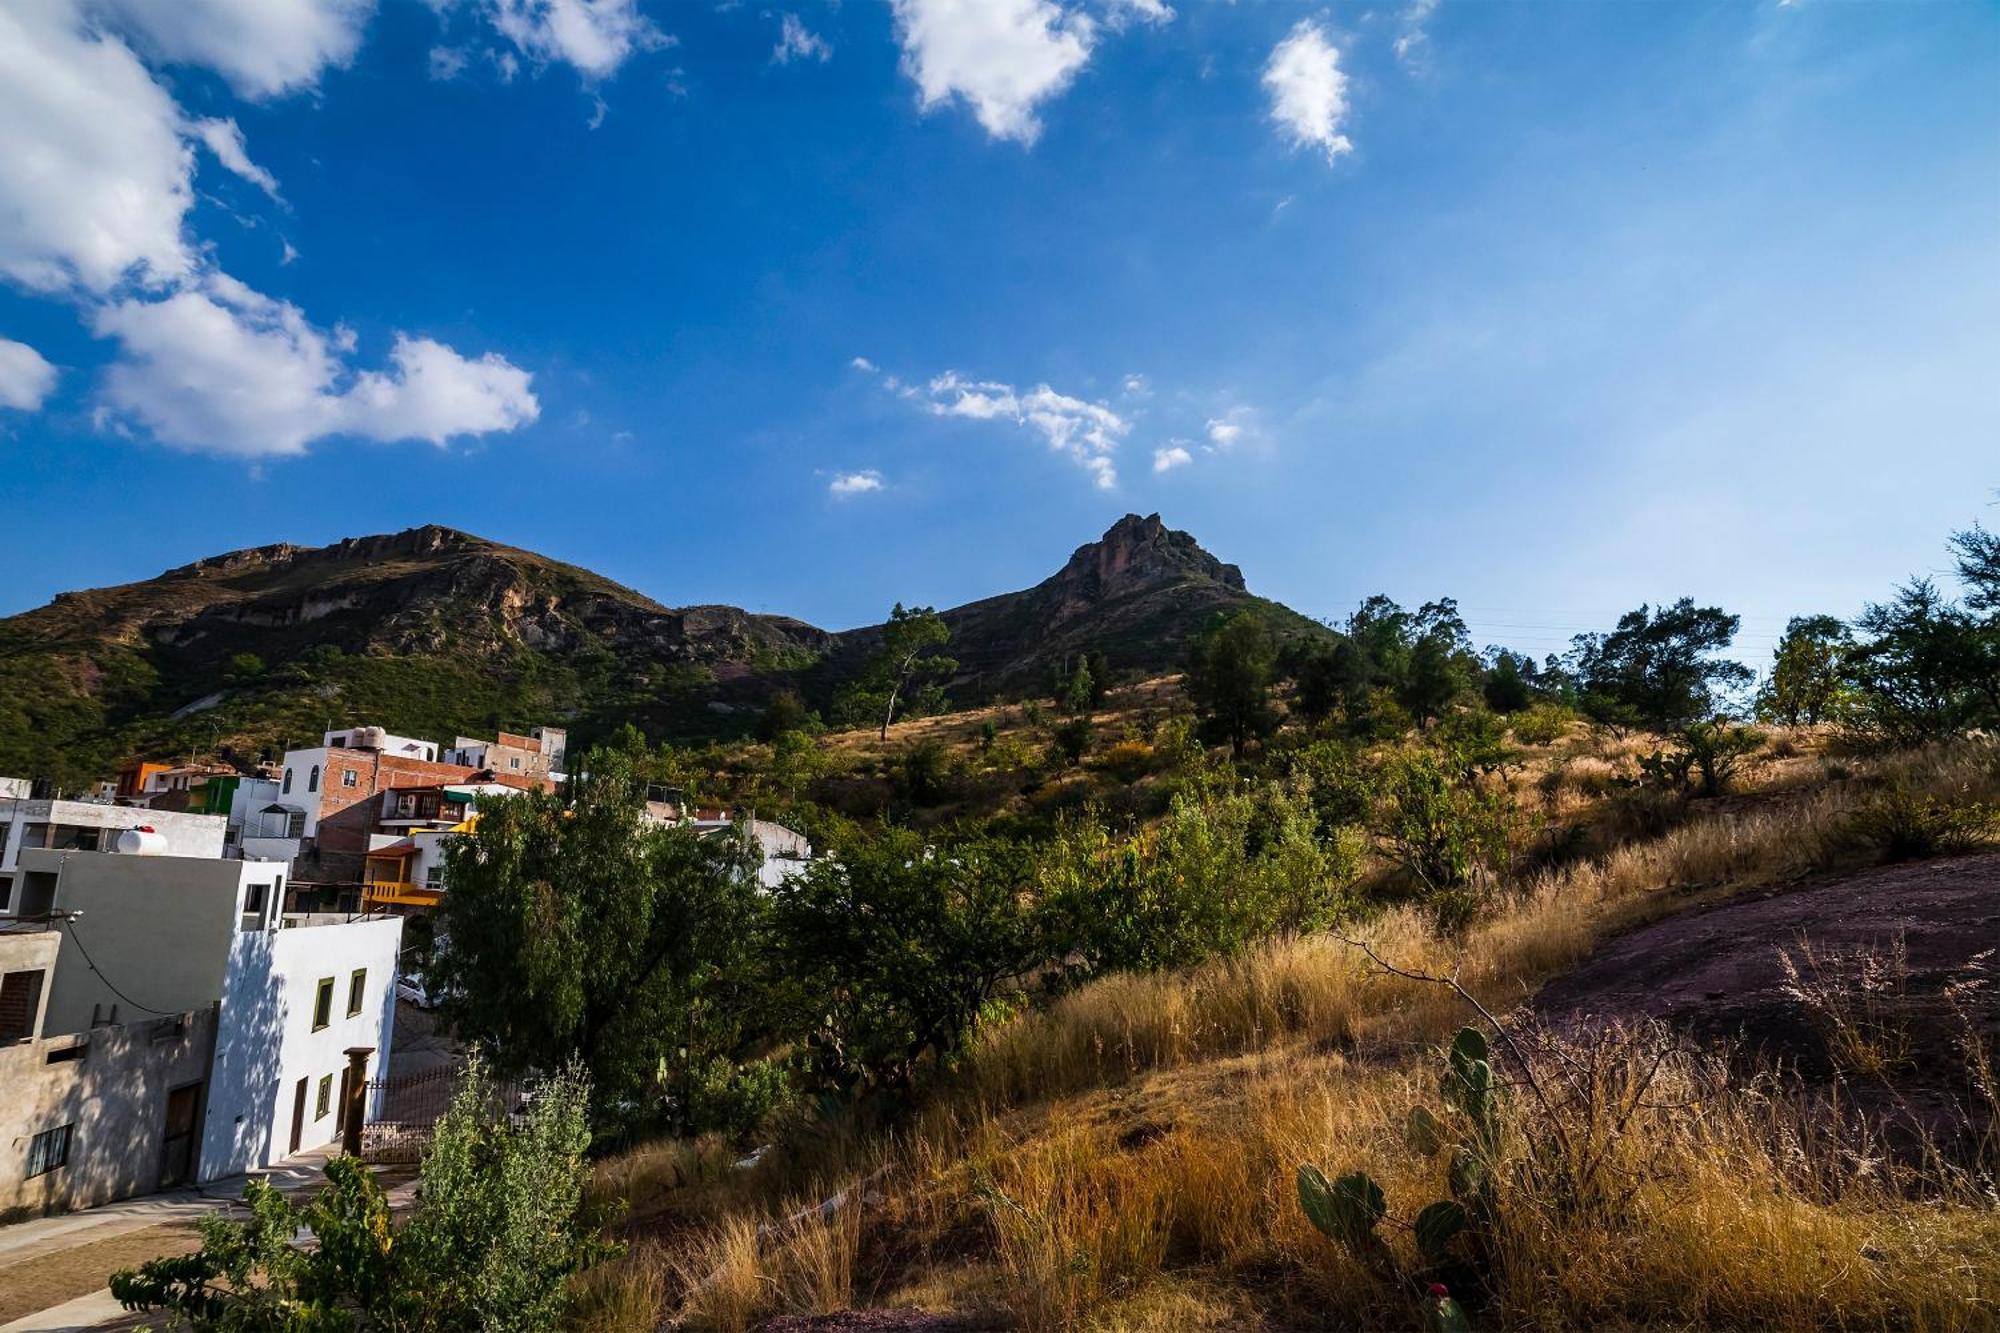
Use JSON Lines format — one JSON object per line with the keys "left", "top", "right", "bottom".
{"left": 1047, "top": 513, "right": 1246, "bottom": 602}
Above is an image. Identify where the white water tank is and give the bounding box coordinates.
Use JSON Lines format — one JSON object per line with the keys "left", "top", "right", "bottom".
{"left": 116, "top": 826, "right": 169, "bottom": 855}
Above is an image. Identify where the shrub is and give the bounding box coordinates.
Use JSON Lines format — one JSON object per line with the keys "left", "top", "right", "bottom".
{"left": 1509, "top": 703, "right": 1574, "bottom": 749}
{"left": 1041, "top": 785, "right": 1355, "bottom": 979}
{"left": 1373, "top": 751, "right": 1516, "bottom": 932}
{"left": 1097, "top": 738, "right": 1155, "bottom": 783}
{"left": 1637, "top": 721, "right": 1762, "bottom": 798}
{"left": 113, "top": 1060, "right": 610, "bottom": 1332}
{"left": 1051, "top": 716, "right": 1093, "bottom": 768}
{"left": 1844, "top": 785, "right": 1998, "bottom": 860}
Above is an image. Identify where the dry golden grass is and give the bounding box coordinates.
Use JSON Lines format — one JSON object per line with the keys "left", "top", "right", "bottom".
{"left": 579, "top": 736, "right": 2000, "bottom": 1333}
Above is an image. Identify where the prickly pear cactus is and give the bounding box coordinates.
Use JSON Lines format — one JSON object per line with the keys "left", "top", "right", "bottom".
{"left": 1296, "top": 1165, "right": 1385, "bottom": 1249}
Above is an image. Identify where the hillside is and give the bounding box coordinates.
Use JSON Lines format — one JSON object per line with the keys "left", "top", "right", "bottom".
{"left": 0, "top": 515, "right": 1325, "bottom": 783}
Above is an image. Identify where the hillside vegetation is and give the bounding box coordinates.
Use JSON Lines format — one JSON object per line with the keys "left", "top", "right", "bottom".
{"left": 0, "top": 515, "right": 1318, "bottom": 784}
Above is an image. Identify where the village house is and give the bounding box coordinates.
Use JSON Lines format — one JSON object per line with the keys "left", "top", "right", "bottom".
{"left": 0, "top": 798, "right": 227, "bottom": 920}
{"left": 0, "top": 828, "right": 400, "bottom": 1211}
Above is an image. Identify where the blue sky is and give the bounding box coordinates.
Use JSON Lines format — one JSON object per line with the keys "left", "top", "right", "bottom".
{"left": 1, "top": 0, "right": 1995, "bottom": 669}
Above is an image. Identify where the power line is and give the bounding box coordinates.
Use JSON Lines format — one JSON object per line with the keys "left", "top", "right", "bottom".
{"left": 57, "top": 918, "right": 181, "bottom": 1018}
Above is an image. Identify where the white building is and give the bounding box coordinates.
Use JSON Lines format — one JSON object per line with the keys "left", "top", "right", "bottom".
{"left": 18, "top": 845, "right": 401, "bottom": 1182}
{"left": 0, "top": 799, "right": 227, "bottom": 919}
{"left": 1, "top": 927, "right": 219, "bottom": 1215}
{"left": 684, "top": 815, "right": 814, "bottom": 889}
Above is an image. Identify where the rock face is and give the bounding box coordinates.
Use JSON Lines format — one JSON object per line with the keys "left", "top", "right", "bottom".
{"left": 0, "top": 516, "right": 1323, "bottom": 776}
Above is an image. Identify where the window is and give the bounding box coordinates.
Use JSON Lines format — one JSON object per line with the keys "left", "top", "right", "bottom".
{"left": 281, "top": 769, "right": 293, "bottom": 795}
{"left": 1, "top": 969, "right": 46, "bottom": 1043}
{"left": 45, "top": 1043, "right": 84, "bottom": 1065}
{"left": 315, "top": 1074, "right": 333, "bottom": 1120}
{"left": 26, "top": 1124, "right": 71, "bottom": 1177}
{"left": 312, "top": 977, "right": 334, "bottom": 1031}
{"left": 308, "top": 765, "right": 320, "bottom": 793}
{"left": 347, "top": 968, "right": 366, "bottom": 1017}
{"left": 0, "top": 873, "right": 12, "bottom": 914}
{"left": 341, "top": 770, "right": 358, "bottom": 788}
{"left": 243, "top": 881, "right": 268, "bottom": 916}
{"left": 286, "top": 809, "right": 306, "bottom": 839}
{"left": 509, "top": 756, "right": 521, "bottom": 770}
{"left": 425, "top": 864, "right": 445, "bottom": 888}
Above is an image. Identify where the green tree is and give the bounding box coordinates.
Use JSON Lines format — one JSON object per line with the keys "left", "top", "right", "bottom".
{"left": 1481, "top": 650, "right": 1533, "bottom": 714}
{"left": 1399, "top": 600, "right": 1475, "bottom": 725}
{"left": 1850, "top": 578, "right": 2000, "bottom": 741}
{"left": 1756, "top": 615, "right": 1854, "bottom": 726}
{"left": 1564, "top": 599, "right": 1752, "bottom": 730}
{"left": 772, "top": 831, "right": 1045, "bottom": 1094}
{"left": 1061, "top": 655, "right": 1096, "bottom": 715}
{"left": 1186, "top": 610, "right": 1279, "bottom": 757}
{"left": 1051, "top": 715, "right": 1093, "bottom": 767}
{"left": 862, "top": 604, "right": 958, "bottom": 740}
{"left": 112, "top": 1061, "right": 608, "bottom": 1331}
{"left": 431, "top": 750, "right": 769, "bottom": 1135}
{"left": 756, "top": 688, "right": 815, "bottom": 741}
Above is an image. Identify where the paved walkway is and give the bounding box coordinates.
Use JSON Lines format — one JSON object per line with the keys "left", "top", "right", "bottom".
{"left": 0, "top": 1150, "right": 417, "bottom": 1332}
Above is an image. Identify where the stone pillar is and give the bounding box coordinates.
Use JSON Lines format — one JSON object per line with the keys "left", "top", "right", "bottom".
{"left": 341, "top": 1046, "right": 375, "bottom": 1157}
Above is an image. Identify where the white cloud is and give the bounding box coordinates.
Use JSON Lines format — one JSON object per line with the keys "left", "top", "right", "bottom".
{"left": 1263, "top": 19, "right": 1353, "bottom": 163}
{"left": 188, "top": 118, "right": 283, "bottom": 201}
{"left": 429, "top": 44, "right": 471, "bottom": 78}
{"left": 0, "top": 1, "right": 196, "bottom": 293}
{"left": 829, "top": 469, "right": 884, "bottom": 497}
{"left": 1103, "top": 0, "right": 1172, "bottom": 29}
{"left": 1205, "top": 406, "right": 1254, "bottom": 449}
{"left": 1393, "top": 0, "right": 1440, "bottom": 69}
{"left": 850, "top": 355, "right": 879, "bottom": 373}
{"left": 483, "top": 0, "right": 670, "bottom": 79}
{"left": 1121, "top": 372, "right": 1150, "bottom": 397}
{"left": 343, "top": 334, "right": 540, "bottom": 444}
{"left": 0, "top": 338, "right": 58, "bottom": 412}
{"left": 772, "top": 12, "right": 831, "bottom": 64}
{"left": 93, "top": 274, "right": 538, "bottom": 457}
{"left": 1152, "top": 444, "right": 1191, "bottom": 473}
{"left": 891, "top": 0, "right": 1096, "bottom": 144}
{"left": 95, "top": 0, "right": 374, "bottom": 99}
{"left": 921, "top": 370, "right": 1128, "bottom": 488}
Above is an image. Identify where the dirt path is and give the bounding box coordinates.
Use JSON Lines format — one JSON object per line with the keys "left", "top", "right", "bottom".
{"left": 0, "top": 1222, "right": 201, "bottom": 1326}
{"left": 1535, "top": 849, "right": 2000, "bottom": 1149}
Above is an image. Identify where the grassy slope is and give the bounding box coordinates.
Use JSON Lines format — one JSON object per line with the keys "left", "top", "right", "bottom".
{"left": 579, "top": 729, "right": 2000, "bottom": 1333}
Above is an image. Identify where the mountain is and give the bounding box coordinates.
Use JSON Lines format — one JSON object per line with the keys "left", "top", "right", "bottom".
{"left": 920, "top": 512, "right": 1326, "bottom": 696}
{"left": 0, "top": 516, "right": 1326, "bottom": 781}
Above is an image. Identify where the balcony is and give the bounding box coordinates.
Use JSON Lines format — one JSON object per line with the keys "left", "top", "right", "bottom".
{"left": 362, "top": 880, "right": 443, "bottom": 909}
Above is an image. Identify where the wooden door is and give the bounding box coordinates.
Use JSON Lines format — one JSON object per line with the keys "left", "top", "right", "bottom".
{"left": 159, "top": 1082, "right": 201, "bottom": 1187}
{"left": 290, "top": 1076, "right": 308, "bottom": 1155}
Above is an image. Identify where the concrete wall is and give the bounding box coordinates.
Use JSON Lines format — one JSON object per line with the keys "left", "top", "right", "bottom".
{"left": 31, "top": 851, "right": 283, "bottom": 1036}
{"left": 0, "top": 803, "right": 229, "bottom": 915}
{"left": 200, "top": 915, "right": 402, "bottom": 1180}
{"left": 0, "top": 1005, "right": 217, "bottom": 1218}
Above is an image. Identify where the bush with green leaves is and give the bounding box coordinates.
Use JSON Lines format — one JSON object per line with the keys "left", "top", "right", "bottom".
{"left": 1507, "top": 702, "right": 1574, "bottom": 749}
{"left": 1040, "top": 782, "right": 1356, "bottom": 979}
{"left": 1373, "top": 750, "right": 1517, "bottom": 932}
{"left": 1637, "top": 720, "right": 1761, "bottom": 798}
{"left": 112, "top": 1061, "right": 611, "bottom": 1332}
{"left": 1844, "top": 785, "right": 1999, "bottom": 861}
{"left": 771, "top": 830, "right": 1048, "bottom": 1096}
{"left": 1296, "top": 1027, "right": 1500, "bottom": 1333}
